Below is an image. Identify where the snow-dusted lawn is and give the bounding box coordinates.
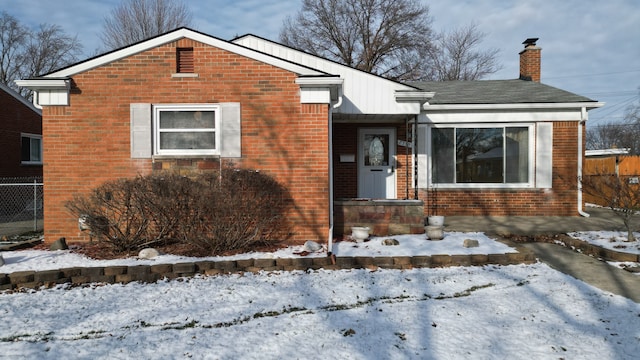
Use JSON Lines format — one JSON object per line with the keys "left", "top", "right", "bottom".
{"left": 1, "top": 231, "right": 639, "bottom": 359}
{"left": 1, "top": 264, "right": 639, "bottom": 359}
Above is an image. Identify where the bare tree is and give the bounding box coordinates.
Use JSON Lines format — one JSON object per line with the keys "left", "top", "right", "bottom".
{"left": 100, "top": 0, "right": 193, "bottom": 50}
{"left": 426, "top": 23, "right": 502, "bottom": 81}
{"left": 25, "top": 24, "right": 83, "bottom": 77}
{"left": 587, "top": 89, "right": 640, "bottom": 154}
{"left": 280, "top": 0, "right": 434, "bottom": 81}
{"left": 1, "top": 11, "right": 82, "bottom": 97}
{"left": 0, "top": 11, "right": 28, "bottom": 88}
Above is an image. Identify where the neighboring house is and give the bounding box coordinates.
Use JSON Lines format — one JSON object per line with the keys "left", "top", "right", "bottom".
{"left": 0, "top": 82, "right": 43, "bottom": 178}
{"left": 16, "top": 29, "right": 602, "bottom": 246}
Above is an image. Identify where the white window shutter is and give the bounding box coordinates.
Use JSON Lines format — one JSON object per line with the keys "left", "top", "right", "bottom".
{"left": 417, "top": 126, "right": 428, "bottom": 188}
{"left": 535, "top": 122, "right": 553, "bottom": 188}
{"left": 130, "top": 103, "right": 151, "bottom": 158}
{"left": 220, "top": 102, "right": 241, "bottom": 158}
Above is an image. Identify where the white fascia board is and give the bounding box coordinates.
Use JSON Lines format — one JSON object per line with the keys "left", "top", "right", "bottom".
{"left": 395, "top": 91, "right": 435, "bottom": 102}
{"left": 14, "top": 79, "right": 69, "bottom": 90}
{"left": 424, "top": 102, "right": 605, "bottom": 111}
{"left": 45, "top": 28, "right": 325, "bottom": 78}
{"left": 295, "top": 77, "right": 344, "bottom": 86}
{"left": 419, "top": 108, "right": 592, "bottom": 123}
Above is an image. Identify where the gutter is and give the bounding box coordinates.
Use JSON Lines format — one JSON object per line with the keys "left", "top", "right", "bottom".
{"left": 578, "top": 106, "right": 589, "bottom": 217}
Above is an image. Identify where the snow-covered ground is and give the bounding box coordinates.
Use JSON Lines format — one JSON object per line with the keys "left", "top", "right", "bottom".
{"left": 1, "top": 231, "right": 639, "bottom": 359}
{"left": 0, "top": 232, "right": 515, "bottom": 273}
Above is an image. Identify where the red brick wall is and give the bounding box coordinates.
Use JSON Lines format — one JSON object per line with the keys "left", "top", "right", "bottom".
{"left": 0, "top": 89, "right": 42, "bottom": 178}
{"left": 42, "top": 38, "right": 329, "bottom": 245}
{"left": 419, "top": 121, "right": 581, "bottom": 216}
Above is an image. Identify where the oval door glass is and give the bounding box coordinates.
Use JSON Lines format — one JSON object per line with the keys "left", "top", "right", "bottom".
{"left": 364, "top": 134, "right": 389, "bottom": 166}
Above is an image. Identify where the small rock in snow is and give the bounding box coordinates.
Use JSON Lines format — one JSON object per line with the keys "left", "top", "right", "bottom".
{"left": 303, "top": 241, "right": 322, "bottom": 252}
{"left": 463, "top": 239, "right": 480, "bottom": 248}
{"left": 0, "top": 254, "right": 4, "bottom": 267}
{"left": 50, "top": 237, "right": 68, "bottom": 251}
{"left": 381, "top": 238, "right": 400, "bottom": 246}
{"left": 138, "top": 248, "right": 161, "bottom": 259}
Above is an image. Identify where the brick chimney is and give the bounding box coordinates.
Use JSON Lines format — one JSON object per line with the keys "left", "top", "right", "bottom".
{"left": 519, "top": 38, "right": 541, "bottom": 82}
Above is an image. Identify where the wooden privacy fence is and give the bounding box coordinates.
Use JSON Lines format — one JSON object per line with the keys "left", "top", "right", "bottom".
{"left": 583, "top": 155, "right": 640, "bottom": 206}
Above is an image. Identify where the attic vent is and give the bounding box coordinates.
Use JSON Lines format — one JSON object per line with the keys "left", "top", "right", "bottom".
{"left": 177, "top": 47, "right": 194, "bottom": 73}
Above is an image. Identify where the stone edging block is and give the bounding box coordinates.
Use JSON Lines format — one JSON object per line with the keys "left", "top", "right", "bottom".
{"left": 0, "top": 245, "right": 547, "bottom": 293}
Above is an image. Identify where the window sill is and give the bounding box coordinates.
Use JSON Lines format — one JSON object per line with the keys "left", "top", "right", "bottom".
{"left": 152, "top": 154, "right": 219, "bottom": 160}
{"left": 171, "top": 73, "right": 199, "bottom": 78}
{"left": 426, "top": 184, "right": 534, "bottom": 190}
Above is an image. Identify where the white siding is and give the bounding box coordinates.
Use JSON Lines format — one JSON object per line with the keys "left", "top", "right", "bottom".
{"left": 234, "top": 36, "right": 420, "bottom": 115}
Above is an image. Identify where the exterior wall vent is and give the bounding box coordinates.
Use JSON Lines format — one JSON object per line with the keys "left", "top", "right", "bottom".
{"left": 177, "top": 47, "right": 194, "bottom": 73}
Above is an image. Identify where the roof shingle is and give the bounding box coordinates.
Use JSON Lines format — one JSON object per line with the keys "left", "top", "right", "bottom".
{"left": 408, "top": 79, "right": 596, "bottom": 105}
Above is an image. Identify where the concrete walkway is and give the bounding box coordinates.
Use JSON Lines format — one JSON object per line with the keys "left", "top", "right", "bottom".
{"left": 446, "top": 207, "right": 640, "bottom": 303}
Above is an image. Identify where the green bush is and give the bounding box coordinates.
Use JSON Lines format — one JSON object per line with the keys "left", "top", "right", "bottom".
{"left": 66, "top": 168, "right": 292, "bottom": 255}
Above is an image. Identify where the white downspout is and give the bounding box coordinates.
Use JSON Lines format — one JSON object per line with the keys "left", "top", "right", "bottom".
{"left": 327, "top": 90, "right": 343, "bottom": 254}
{"left": 578, "top": 106, "right": 589, "bottom": 217}
{"left": 32, "top": 91, "right": 43, "bottom": 110}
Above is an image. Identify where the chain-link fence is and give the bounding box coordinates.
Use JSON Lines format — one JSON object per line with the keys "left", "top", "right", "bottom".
{"left": 0, "top": 177, "right": 43, "bottom": 237}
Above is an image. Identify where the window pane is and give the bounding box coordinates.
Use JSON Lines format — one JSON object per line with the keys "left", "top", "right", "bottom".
{"left": 456, "top": 128, "right": 503, "bottom": 183}
{"left": 432, "top": 128, "right": 454, "bottom": 183}
{"left": 505, "top": 127, "right": 528, "bottom": 183}
{"left": 30, "top": 138, "right": 41, "bottom": 162}
{"left": 21, "top": 137, "right": 30, "bottom": 161}
{"left": 160, "top": 111, "right": 215, "bottom": 129}
{"left": 160, "top": 132, "right": 215, "bottom": 150}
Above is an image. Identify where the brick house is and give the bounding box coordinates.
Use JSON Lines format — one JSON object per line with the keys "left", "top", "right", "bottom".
{"left": 16, "top": 29, "right": 602, "bottom": 247}
{"left": 0, "top": 82, "right": 42, "bottom": 178}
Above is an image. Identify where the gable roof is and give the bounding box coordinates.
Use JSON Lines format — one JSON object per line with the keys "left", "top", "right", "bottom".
{"left": 409, "top": 79, "right": 596, "bottom": 105}
{"left": 41, "top": 27, "right": 328, "bottom": 78}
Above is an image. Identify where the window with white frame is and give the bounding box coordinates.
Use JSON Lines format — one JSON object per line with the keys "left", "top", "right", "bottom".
{"left": 430, "top": 124, "right": 533, "bottom": 187}
{"left": 21, "top": 133, "right": 42, "bottom": 165}
{"left": 153, "top": 104, "right": 220, "bottom": 156}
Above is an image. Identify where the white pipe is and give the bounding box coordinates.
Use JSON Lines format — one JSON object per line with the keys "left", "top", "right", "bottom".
{"left": 578, "top": 107, "right": 589, "bottom": 217}
{"left": 32, "top": 91, "right": 43, "bottom": 110}
{"left": 327, "top": 91, "right": 342, "bottom": 254}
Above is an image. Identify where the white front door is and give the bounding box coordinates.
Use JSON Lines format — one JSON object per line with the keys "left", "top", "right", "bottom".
{"left": 358, "top": 128, "right": 396, "bottom": 199}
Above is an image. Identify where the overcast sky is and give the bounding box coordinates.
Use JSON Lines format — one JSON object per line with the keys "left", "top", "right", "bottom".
{"left": 3, "top": 0, "right": 639, "bottom": 126}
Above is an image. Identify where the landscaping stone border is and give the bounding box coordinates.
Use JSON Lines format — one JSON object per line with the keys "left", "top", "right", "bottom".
{"left": 4, "top": 236, "right": 635, "bottom": 293}
{"left": 550, "top": 234, "right": 640, "bottom": 263}
{"left": 0, "top": 243, "right": 536, "bottom": 292}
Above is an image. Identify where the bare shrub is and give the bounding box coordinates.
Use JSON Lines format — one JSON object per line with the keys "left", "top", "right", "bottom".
{"left": 66, "top": 168, "right": 292, "bottom": 255}
{"left": 582, "top": 174, "right": 640, "bottom": 241}
{"left": 66, "top": 177, "right": 160, "bottom": 252}
{"left": 186, "top": 168, "right": 292, "bottom": 254}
